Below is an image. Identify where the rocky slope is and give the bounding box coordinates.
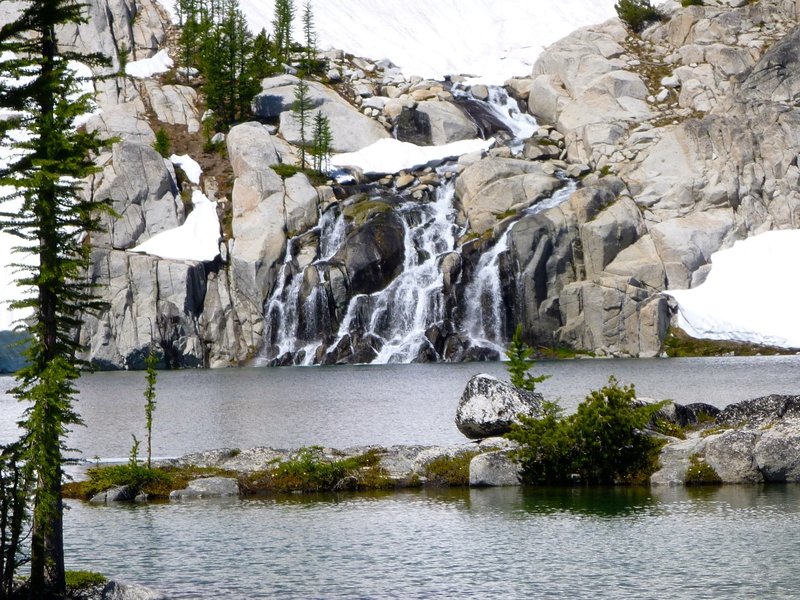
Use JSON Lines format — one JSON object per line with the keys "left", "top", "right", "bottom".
{"left": 3, "top": 0, "right": 797, "bottom": 368}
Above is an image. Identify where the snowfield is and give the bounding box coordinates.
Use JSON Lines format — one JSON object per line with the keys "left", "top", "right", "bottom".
{"left": 156, "top": 0, "right": 619, "bottom": 83}
{"left": 331, "top": 137, "right": 494, "bottom": 175}
{"left": 665, "top": 230, "right": 800, "bottom": 349}
{"left": 131, "top": 191, "right": 221, "bottom": 262}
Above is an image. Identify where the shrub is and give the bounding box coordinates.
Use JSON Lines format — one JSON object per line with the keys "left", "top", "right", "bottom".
{"left": 153, "top": 127, "right": 171, "bottom": 158}
{"left": 422, "top": 451, "right": 479, "bottom": 486}
{"left": 681, "top": 0, "right": 703, "bottom": 5}
{"left": 615, "top": 0, "right": 665, "bottom": 33}
{"left": 507, "top": 377, "right": 666, "bottom": 484}
{"left": 65, "top": 570, "right": 107, "bottom": 590}
{"left": 684, "top": 454, "right": 722, "bottom": 485}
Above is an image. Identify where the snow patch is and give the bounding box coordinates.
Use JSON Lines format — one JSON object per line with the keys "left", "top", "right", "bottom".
{"left": 126, "top": 49, "right": 173, "bottom": 79}
{"left": 130, "top": 191, "right": 221, "bottom": 262}
{"left": 665, "top": 230, "right": 800, "bottom": 349}
{"left": 331, "top": 137, "right": 493, "bottom": 175}
{"left": 170, "top": 154, "right": 203, "bottom": 184}
{"left": 154, "top": 0, "right": 618, "bottom": 83}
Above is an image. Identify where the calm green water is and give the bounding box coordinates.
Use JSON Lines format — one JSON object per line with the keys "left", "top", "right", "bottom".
{"left": 64, "top": 485, "right": 800, "bottom": 599}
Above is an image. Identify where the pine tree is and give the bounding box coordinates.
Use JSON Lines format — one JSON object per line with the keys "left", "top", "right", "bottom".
{"left": 301, "top": 0, "right": 317, "bottom": 75}
{"left": 292, "top": 78, "right": 313, "bottom": 169}
{"left": 143, "top": 348, "right": 158, "bottom": 469}
{"left": 272, "top": 0, "right": 295, "bottom": 65}
{"left": 311, "top": 111, "right": 332, "bottom": 173}
{"left": 505, "top": 325, "right": 549, "bottom": 392}
{"left": 0, "top": 1, "right": 110, "bottom": 596}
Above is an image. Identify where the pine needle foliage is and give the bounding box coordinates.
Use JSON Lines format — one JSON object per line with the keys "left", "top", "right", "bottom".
{"left": 292, "top": 78, "right": 314, "bottom": 169}
{"left": 505, "top": 325, "right": 549, "bottom": 392}
{"left": 0, "top": 1, "right": 111, "bottom": 596}
{"left": 143, "top": 348, "right": 158, "bottom": 469}
{"left": 614, "top": 0, "right": 665, "bottom": 33}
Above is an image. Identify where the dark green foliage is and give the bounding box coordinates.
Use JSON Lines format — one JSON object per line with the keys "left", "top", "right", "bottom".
{"left": 507, "top": 378, "right": 666, "bottom": 485}
{"left": 0, "top": 444, "right": 28, "bottom": 599}
{"left": 0, "top": 1, "right": 111, "bottom": 595}
{"left": 270, "top": 163, "right": 301, "bottom": 178}
{"left": 652, "top": 418, "right": 687, "bottom": 439}
{"left": 310, "top": 111, "right": 332, "bottom": 173}
{"left": 681, "top": 0, "right": 704, "bottom": 5}
{"left": 143, "top": 349, "right": 157, "bottom": 469}
{"left": 300, "top": 1, "right": 318, "bottom": 75}
{"left": 684, "top": 454, "right": 721, "bottom": 485}
{"left": 272, "top": 0, "right": 295, "bottom": 65}
{"left": 292, "top": 78, "right": 314, "bottom": 169}
{"left": 64, "top": 570, "right": 106, "bottom": 591}
{"left": 505, "top": 325, "right": 549, "bottom": 392}
{"left": 153, "top": 127, "right": 171, "bottom": 157}
{"left": 615, "top": 0, "right": 665, "bottom": 33}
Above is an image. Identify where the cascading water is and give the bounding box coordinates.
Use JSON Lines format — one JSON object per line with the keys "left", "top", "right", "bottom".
{"left": 259, "top": 85, "right": 580, "bottom": 365}
{"left": 461, "top": 179, "right": 578, "bottom": 351}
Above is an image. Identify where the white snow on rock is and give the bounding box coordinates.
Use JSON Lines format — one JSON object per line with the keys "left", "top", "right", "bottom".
{"left": 126, "top": 49, "right": 173, "bottom": 79}
{"left": 331, "top": 137, "right": 493, "bottom": 175}
{"left": 665, "top": 230, "right": 800, "bottom": 349}
{"left": 170, "top": 154, "right": 202, "bottom": 184}
{"left": 154, "top": 0, "right": 618, "bottom": 83}
{"left": 130, "top": 191, "right": 221, "bottom": 262}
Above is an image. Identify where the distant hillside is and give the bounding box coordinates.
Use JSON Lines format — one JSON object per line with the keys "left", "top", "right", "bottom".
{"left": 0, "top": 331, "right": 27, "bottom": 374}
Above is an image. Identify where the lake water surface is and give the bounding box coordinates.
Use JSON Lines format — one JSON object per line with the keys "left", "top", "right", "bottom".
{"left": 1, "top": 356, "right": 800, "bottom": 598}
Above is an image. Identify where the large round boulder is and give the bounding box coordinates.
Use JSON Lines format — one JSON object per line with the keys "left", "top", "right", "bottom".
{"left": 456, "top": 374, "right": 543, "bottom": 439}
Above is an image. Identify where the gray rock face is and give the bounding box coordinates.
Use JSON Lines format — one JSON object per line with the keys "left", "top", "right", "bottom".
{"left": 469, "top": 450, "right": 522, "bottom": 486}
{"left": 650, "top": 437, "right": 708, "bottom": 486}
{"left": 227, "top": 122, "right": 281, "bottom": 174}
{"left": 93, "top": 142, "right": 183, "bottom": 250}
{"left": 704, "top": 430, "right": 764, "bottom": 483}
{"left": 456, "top": 374, "right": 543, "bottom": 439}
{"left": 169, "top": 476, "right": 240, "bottom": 499}
{"left": 415, "top": 101, "right": 478, "bottom": 145}
{"left": 78, "top": 249, "right": 207, "bottom": 369}
{"left": 455, "top": 158, "right": 561, "bottom": 234}
{"left": 254, "top": 75, "right": 389, "bottom": 152}
{"left": 716, "top": 395, "right": 800, "bottom": 427}
{"left": 333, "top": 211, "right": 406, "bottom": 295}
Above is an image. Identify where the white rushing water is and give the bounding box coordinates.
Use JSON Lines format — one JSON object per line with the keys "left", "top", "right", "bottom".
{"left": 461, "top": 179, "right": 578, "bottom": 352}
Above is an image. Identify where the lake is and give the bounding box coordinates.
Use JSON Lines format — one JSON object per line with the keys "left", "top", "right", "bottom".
{"left": 1, "top": 356, "right": 799, "bottom": 598}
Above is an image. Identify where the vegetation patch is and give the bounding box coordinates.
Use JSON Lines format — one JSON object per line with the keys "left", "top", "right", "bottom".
{"left": 652, "top": 418, "right": 687, "bottom": 440}
{"left": 62, "top": 464, "right": 237, "bottom": 500}
{"left": 65, "top": 570, "right": 107, "bottom": 590}
{"left": 342, "top": 199, "right": 393, "bottom": 226}
{"left": 422, "top": 451, "right": 480, "bottom": 486}
{"left": 240, "top": 447, "right": 394, "bottom": 494}
{"left": 684, "top": 454, "right": 722, "bottom": 485}
{"left": 506, "top": 377, "right": 667, "bottom": 485}
{"left": 663, "top": 327, "right": 795, "bottom": 357}
{"left": 700, "top": 425, "right": 730, "bottom": 439}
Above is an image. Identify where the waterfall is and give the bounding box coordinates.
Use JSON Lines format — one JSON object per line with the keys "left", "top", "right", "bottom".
{"left": 461, "top": 179, "right": 578, "bottom": 350}
{"left": 484, "top": 86, "right": 538, "bottom": 144}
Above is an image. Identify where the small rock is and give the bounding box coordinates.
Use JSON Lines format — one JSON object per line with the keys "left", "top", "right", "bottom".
{"left": 169, "top": 477, "right": 239, "bottom": 499}
{"left": 469, "top": 450, "right": 522, "bottom": 486}
{"left": 395, "top": 174, "right": 415, "bottom": 189}
{"left": 456, "top": 374, "right": 543, "bottom": 439}
{"left": 470, "top": 84, "right": 490, "bottom": 101}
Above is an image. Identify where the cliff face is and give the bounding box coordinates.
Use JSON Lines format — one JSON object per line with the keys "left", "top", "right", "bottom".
{"left": 514, "top": 0, "right": 800, "bottom": 356}
{"left": 3, "top": 0, "right": 798, "bottom": 368}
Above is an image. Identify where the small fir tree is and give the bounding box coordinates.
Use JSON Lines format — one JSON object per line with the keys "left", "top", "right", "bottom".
{"left": 505, "top": 325, "right": 549, "bottom": 392}
{"left": 143, "top": 347, "right": 158, "bottom": 469}
{"left": 292, "top": 78, "right": 313, "bottom": 169}
{"left": 272, "top": 0, "right": 295, "bottom": 65}
{"left": 311, "top": 111, "right": 332, "bottom": 173}
{"left": 301, "top": 0, "right": 317, "bottom": 74}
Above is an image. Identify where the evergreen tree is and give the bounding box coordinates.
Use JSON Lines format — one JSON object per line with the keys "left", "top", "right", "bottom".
{"left": 301, "top": 0, "right": 317, "bottom": 75}
{"left": 0, "top": 1, "right": 110, "bottom": 596}
{"left": 272, "top": 0, "right": 295, "bottom": 65}
{"left": 311, "top": 111, "right": 332, "bottom": 173}
{"left": 143, "top": 348, "right": 158, "bottom": 469}
{"left": 292, "top": 78, "right": 313, "bottom": 169}
{"left": 505, "top": 325, "right": 549, "bottom": 392}
{"left": 245, "top": 28, "right": 279, "bottom": 83}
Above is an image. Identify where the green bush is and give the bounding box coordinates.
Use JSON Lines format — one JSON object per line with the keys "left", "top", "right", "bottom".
{"left": 684, "top": 454, "right": 722, "bottom": 485}
{"left": 681, "top": 0, "right": 703, "bottom": 5}
{"left": 615, "top": 0, "right": 665, "bottom": 33}
{"left": 153, "top": 127, "right": 171, "bottom": 158}
{"left": 506, "top": 377, "right": 666, "bottom": 485}
{"left": 65, "top": 570, "right": 107, "bottom": 590}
